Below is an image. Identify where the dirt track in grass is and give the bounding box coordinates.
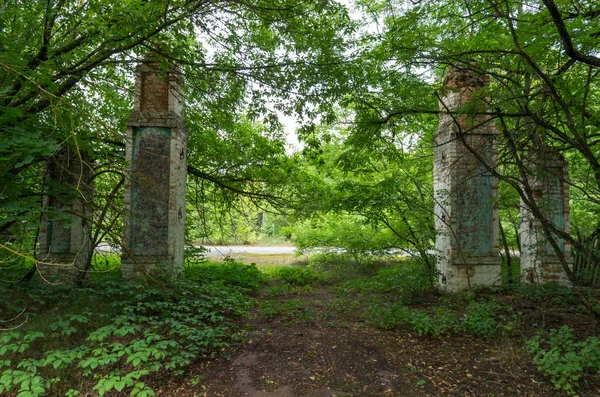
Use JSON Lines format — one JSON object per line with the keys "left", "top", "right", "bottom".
{"left": 146, "top": 254, "right": 600, "bottom": 396}
{"left": 150, "top": 291, "right": 599, "bottom": 395}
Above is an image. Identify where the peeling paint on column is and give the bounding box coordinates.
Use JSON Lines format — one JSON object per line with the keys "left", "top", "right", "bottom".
{"left": 520, "top": 148, "right": 571, "bottom": 284}
{"left": 456, "top": 140, "right": 494, "bottom": 256}
{"left": 129, "top": 126, "right": 171, "bottom": 257}
{"left": 121, "top": 56, "right": 188, "bottom": 278}
{"left": 434, "top": 67, "right": 501, "bottom": 291}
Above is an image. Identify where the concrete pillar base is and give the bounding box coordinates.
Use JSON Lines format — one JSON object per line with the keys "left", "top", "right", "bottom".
{"left": 437, "top": 257, "right": 501, "bottom": 291}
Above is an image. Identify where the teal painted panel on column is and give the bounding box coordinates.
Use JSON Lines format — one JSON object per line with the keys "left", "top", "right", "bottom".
{"left": 456, "top": 140, "right": 494, "bottom": 256}
{"left": 544, "top": 175, "right": 565, "bottom": 255}
{"left": 130, "top": 127, "right": 171, "bottom": 257}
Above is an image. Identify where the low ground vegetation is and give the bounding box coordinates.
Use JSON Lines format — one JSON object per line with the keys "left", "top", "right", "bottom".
{"left": 0, "top": 254, "right": 599, "bottom": 396}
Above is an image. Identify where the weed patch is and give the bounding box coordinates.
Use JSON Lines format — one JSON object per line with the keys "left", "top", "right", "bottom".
{"left": 366, "top": 302, "right": 458, "bottom": 336}
{"left": 271, "top": 266, "right": 321, "bottom": 286}
{"left": 366, "top": 298, "right": 520, "bottom": 339}
{"left": 527, "top": 326, "right": 600, "bottom": 396}
{"left": 185, "top": 261, "right": 264, "bottom": 293}
{"left": 260, "top": 298, "right": 314, "bottom": 325}
{"left": 266, "top": 284, "right": 312, "bottom": 297}
{"left": 341, "top": 261, "right": 434, "bottom": 304}
{"left": 0, "top": 274, "right": 252, "bottom": 396}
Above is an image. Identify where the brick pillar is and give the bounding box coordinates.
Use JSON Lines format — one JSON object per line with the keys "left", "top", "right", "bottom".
{"left": 520, "top": 148, "right": 571, "bottom": 284}
{"left": 433, "top": 67, "right": 501, "bottom": 291}
{"left": 37, "top": 147, "right": 94, "bottom": 283}
{"left": 121, "top": 59, "right": 187, "bottom": 277}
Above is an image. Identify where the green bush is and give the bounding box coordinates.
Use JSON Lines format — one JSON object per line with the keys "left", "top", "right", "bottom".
{"left": 342, "top": 261, "right": 434, "bottom": 304}
{"left": 461, "top": 301, "right": 502, "bottom": 338}
{"left": 292, "top": 214, "right": 396, "bottom": 261}
{"left": 272, "top": 266, "right": 320, "bottom": 286}
{"left": 527, "top": 326, "right": 600, "bottom": 395}
{"left": 185, "top": 261, "right": 264, "bottom": 293}
{"left": 184, "top": 245, "right": 208, "bottom": 266}
{"left": 409, "top": 308, "right": 458, "bottom": 337}
{"left": 366, "top": 302, "right": 411, "bottom": 330}
{"left": 260, "top": 299, "right": 314, "bottom": 324}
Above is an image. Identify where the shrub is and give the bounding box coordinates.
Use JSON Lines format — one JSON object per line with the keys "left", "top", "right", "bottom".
{"left": 461, "top": 301, "right": 501, "bottom": 338}
{"left": 260, "top": 299, "right": 314, "bottom": 324}
{"left": 341, "top": 261, "right": 434, "bottom": 304}
{"left": 527, "top": 326, "right": 600, "bottom": 395}
{"left": 409, "top": 308, "right": 458, "bottom": 337}
{"left": 184, "top": 245, "right": 208, "bottom": 266}
{"left": 273, "top": 266, "right": 320, "bottom": 286}
{"left": 185, "top": 261, "right": 264, "bottom": 293}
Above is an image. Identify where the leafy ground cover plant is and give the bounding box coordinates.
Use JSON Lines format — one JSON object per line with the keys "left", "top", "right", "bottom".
{"left": 0, "top": 261, "right": 260, "bottom": 396}
{"left": 185, "top": 260, "right": 264, "bottom": 294}
{"left": 461, "top": 301, "right": 505, "bottom": 338}
{"left": 271, "top": 266, "right": 321, "bottom": 286}
{"left": 366, "top": 295, "right": 520, "bottom": 339}
{"left": 341, "top": 260, "right": 435, "bottom": 304}
{"left": 259, "top": 298, "right": 315, "bottom": 325}
{"left": 527, "top": 326, "right": 600, "bottom": 396}
{"left": 366, "top": 302, "right": 458, "bottom": 336}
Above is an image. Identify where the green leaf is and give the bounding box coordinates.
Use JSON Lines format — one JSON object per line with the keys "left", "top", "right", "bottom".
{"left": 115, "top": 380, "right": 126, "bottom": 392}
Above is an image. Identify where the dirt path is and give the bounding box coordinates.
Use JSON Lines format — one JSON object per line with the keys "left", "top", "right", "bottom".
{"left": 152, "top": 285, "right": 576, "bottom": 397}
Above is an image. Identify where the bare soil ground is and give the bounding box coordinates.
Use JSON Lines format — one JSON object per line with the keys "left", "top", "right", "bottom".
{"left": 150, "top": 256, "right": 600, "bottom": 397}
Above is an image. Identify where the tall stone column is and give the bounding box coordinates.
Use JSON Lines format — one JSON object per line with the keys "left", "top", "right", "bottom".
{"left": 121, "top": 59, "right": 188, "bottom": 277}
{"left": 520, "top": 148, "right": 571, "bottom": 284}
{"left": 433, "top": 67, "right": 501, "bottom": 291}
{"left": 37, "top": 147, "right": 94, "bottom": 283}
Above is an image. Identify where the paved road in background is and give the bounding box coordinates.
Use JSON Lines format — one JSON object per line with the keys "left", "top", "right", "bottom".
{"left": 200, "top": 245, "right": 297, "bottom": 258}
{"left": 96, "top": 244, "right": 298, "bottom": 256}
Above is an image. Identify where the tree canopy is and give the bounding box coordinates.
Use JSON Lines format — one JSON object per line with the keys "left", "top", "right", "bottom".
{"left": 1, "top": 0, "right": 599, "bottom": 281}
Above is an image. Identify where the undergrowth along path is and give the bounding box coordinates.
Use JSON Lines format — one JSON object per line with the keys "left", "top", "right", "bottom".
{"left": 154, "top": 278, "right": 596, "bottom": 397}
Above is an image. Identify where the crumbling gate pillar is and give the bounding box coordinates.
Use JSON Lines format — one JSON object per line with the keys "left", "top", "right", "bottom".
{"left": 38, "top": 147, "right": 94, "bottom": 282}
{"left": 520, "top": 148, "right": 571, "bottom": 284}
{"left": 121, "top": 59, "right": 188, "bottom": 277}
{"left": 434, "top": 67, "right": 501, "bottom": 290}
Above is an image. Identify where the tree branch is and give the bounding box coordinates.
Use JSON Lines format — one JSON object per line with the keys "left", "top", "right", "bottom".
{"left": 542, "top": 0, "right": 600, "bottom": 67}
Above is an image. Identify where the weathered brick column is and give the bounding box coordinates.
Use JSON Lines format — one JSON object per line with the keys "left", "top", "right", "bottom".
{"left": 121, "top": 59, "right": 187, "bottom": 277}
{"left": 520, "top": 148, "right": 571, "bottom": 284}
{"left": 37, "top": 147, "right": 94, "bottom": 283}
{"left": 433, "top": 67, "right": 501, "bottom": 290}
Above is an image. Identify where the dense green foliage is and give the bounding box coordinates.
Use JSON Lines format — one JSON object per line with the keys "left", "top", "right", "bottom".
{"left": 185, "top": 260, "right": 264, "bottom": 294}
{"left": 0, "top": 0, "right": 354, "bottom": 272}
{"left": 2, "top": 0, "right": 599, "bottom": 278}
{"left": 2, "top": 1, "right": 600, "bottom": 394}
{"left": 528, "top": 326, "right": 600, "bottom": 395}
{"left": 0, "top": 261, "right": 259, "bottom": 396}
